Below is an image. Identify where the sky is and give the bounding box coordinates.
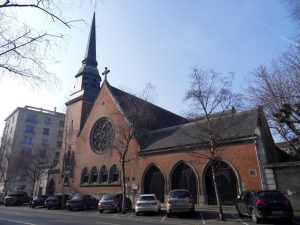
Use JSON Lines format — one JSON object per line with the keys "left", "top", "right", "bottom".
{"left": 0, "top": 0, "right": 298, "bottom": 137}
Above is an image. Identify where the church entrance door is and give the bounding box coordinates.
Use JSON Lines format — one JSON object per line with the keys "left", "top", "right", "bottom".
{"left": 143, "top": 165, "right": 165, "bottom": 203}
{"left": 171, "top": 163, "right": 198, "bottom": 203}
{"left": 205, "top": 160, "right": 237, "bottom": 205}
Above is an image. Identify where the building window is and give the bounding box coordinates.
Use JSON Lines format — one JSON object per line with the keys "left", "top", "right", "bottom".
{"left": 109, "top": 164, "right": 119, "bottom": 183}
{"left": 43, "top": 128, "right": 49, "bottom": 135}
{"left": 57, "top": 141, "right": 62, "bottom": 148}
{"left": 99, "top": 166, "right": 108, "bottom": 184}
{"left": 44, "top": 117, "right": 51, "bottom": 124}
{"left": 90, "top": 167, "right": 98, "bottom": 184}
{"left": 59, "top": 120, "right": 65, "bottom": 127}
{"left": 23, "top": 148, "right": 32, "bottom": 153}
{"left": 55, "top": 152, "right": 60, "bottom": 158}
{"left": 25, "top": 114, "right": 37, "bottom": 123}
{"left": 24, "top": 125, "right": 34, "bottom": 134}
{"left": 23, "top": 136, "right": 33, "bottom": 147}
{"left": 249, "top": 169, "right": 257, "bottom": 177}
{"left": 80, "top": 168, "right": 89, "bottom": 184}
{"left": 41, "top": 138, "right": 48, "bottom": 145}
{"left": 58, "top": 130, "right": 63, "bottom": 138}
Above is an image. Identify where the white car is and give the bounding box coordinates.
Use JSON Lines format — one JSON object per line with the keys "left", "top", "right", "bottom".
{"left": 135, "top": 194, "right": 161, "bottom": 215}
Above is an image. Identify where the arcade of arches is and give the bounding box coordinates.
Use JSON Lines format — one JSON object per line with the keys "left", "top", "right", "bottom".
{"left": 142, "top": 160, "right": 238, "bottom": 205}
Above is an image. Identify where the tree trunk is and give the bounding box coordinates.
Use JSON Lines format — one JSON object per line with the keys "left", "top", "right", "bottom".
{"left": 121, "top": 162, "right": 126, "bottom": 214}
{"left": 211, "top": 162, "right": 224, "bottom": 221}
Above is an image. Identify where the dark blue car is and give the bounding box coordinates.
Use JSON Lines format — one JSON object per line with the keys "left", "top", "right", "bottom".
{"left": 236, "top": 190, "right": 294, "bottom": 224}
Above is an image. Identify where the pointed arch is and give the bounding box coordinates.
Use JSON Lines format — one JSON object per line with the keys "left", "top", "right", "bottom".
{"left": 90, "top": 166, "right": 98, "bottom": 184}
{"left": 99, "top": 165, "right": 108, "bottom": 184}
{"left": 142, "top": 164, "right": 166, "bottom": 202}
{"left": 109, "top": 164, "right": 119, "bottom": 183}
{"left": 203, "top": 159, "right": 238, "bottom": 205}
{"left": 80, "top": 167, "right": 89, "bottom": 184}
{"left": 170, "top": 161, "right": 198, "bottom": 203}
{"left": 48, "top": 179, "right": 55, "bottom": 195}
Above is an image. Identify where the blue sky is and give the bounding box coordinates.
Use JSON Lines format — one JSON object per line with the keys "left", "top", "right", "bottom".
{"left": 0, "top": 0, "right": 298, "bottom": 136}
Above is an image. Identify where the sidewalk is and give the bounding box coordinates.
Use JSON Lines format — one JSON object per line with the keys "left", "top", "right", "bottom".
{"left": 160, "top": 204, "right": 300, "bottom": 223}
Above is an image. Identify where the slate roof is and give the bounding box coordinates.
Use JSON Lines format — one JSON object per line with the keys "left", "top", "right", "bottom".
{"left": 107, "top": 83, "right": 188, "bottom": 130}
{"left": 140, "top": 108, "right": 261, "bottom": 153}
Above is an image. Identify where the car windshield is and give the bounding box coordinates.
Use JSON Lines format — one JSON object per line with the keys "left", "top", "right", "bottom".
{"left": 139, "top": 195, "right": 155, "bottom": 201}
{"left": 102, "top": 194, "right": 114, "bottom": 200}
{"left": 257, "top": 191, "right": 284, "bottom": 199}
{"left": 47, "top": 196, "right": 59, "bottom": 200}
{"left": 7, "top": 192, "right": 24, "bottom": 197}
{"left": 170, "top": 191, "right": 189, "bottom": 198}
{"left": 72, "top": 195, "right": 84, "bottom": 200}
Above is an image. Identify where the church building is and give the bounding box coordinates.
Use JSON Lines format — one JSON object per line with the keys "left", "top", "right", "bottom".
{"left": 48, "top": 14, "right": 280, "bottom": 205}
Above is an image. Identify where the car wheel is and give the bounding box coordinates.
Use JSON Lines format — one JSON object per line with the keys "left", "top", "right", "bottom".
{"left": 189, "top": 209, "right": 195, "bottom": 217}
{"left": 83, "top": 204, "right": 87, "bottom": 211}
{"left": 251, "top": 209, "right": 260, "bottom": 224}
{"left": 99, "top": 210, "right": 103, "bottom": 213}
{"left": 128, "top": 202, "right": 132, "bottom": 210}
{"left": 287, "top": 217, "right": 293, "bottom": 224}
{"left": 167, "top": 211, "right": 172, "bottom": 218}
{"left": 116, "top": 205, "right": 121, "bottom": 213}
{"left": 236, "top": 207, "right": 243, "bottom": 217}
{"left": 135, "top": 212, "right": 139, "bottom": 216}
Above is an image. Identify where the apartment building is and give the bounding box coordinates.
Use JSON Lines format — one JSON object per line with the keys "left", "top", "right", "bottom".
{"left": 0, "top": 106, "right": 65, "bottom": 196}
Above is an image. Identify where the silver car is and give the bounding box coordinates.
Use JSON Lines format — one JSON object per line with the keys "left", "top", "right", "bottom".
{"left": 166, "top": 189, "right": 195, "bottom": 217}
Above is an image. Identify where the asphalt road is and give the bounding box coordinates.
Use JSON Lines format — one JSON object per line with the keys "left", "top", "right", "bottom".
{"left": 0, "top": 205, "right": 299, "bottom": 225}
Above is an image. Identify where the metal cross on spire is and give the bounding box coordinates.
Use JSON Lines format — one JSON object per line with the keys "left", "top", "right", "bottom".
{"left": 102, "top": 67, "right": 110, "bottom": 81}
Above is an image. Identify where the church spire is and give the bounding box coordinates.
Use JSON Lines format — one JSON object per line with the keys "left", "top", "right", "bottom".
{"left": 67, "top": 12, "right": 101, "bottom": 105}
{"left": 82, "top": 12, "right": 97, "bottom": 67}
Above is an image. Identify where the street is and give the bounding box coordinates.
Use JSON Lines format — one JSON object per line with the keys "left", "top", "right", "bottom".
{"left": 0, "top": 205, "right": 299, "bottom": 225}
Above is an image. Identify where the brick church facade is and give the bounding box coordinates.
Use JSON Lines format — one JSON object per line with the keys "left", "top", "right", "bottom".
{"left": 48, "top": 14, "right": 280, "bottom": 205}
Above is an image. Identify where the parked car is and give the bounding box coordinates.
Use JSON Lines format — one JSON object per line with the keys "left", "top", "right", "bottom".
{"left": 236, "top": 190, "right": 294, "bottom": 223}
{"left": 4, "top": 191, "right": 31, "bottom": 206}
{"left": 31, "top": 195, "right": 48, "bottom": 208}
{"left": 0, "top": 192, "right": 5, "bottom": 204}
{"left": 166, "top": 189, "right": 195, "bottom": 217}
{"left": 135, "top": 194, "right": 161, "bottom": 215}
{"left": 45, "top": 194, "right": 72, "bottom": 209}
{"left": 98, "top": 193, "right": 132, "bottom": 213}
{"left": 66, "top": 194, "right": 98, "bottom": 211}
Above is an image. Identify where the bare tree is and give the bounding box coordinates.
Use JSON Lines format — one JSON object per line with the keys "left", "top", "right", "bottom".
{"left": 0, "top": 0, "right": 96, "bottom": 86}
{"left": 110, "top": 86, "right": 156, "bottom": 214}
{"left": 184, "top": 66, "right": 242, "bottom": 221}
{"left": 248, "top": 47, "right": 300, "bottom": 159}
{"left": 0, "top": 137, "right": 18, "bottom": 195}
{"left": 15, "top": 145, "right": 52, "bottom": 198}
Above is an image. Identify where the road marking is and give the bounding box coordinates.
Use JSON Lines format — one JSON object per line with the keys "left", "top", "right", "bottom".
{"left": 200, "top": 211, "right": 206, "bottom": 224}
{"left": 95, "top": 222, "right": 121, "bottom": 225}
{"left": 0, "top": 217, "right": 37, "bottom": 225}
{"left": 231, "top": 214, "right": 249, "bottom": 225}
{"left": 128, "top": 214, "right": 133, "bottom": 219}
{"left": 161, "top": 215, "right": 166, "bottom": 222}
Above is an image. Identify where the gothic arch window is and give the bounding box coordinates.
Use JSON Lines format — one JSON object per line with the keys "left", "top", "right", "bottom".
{"left": 143, "top": 165, "right": 165, "bottom": 202}
{"left": 81, "top": 167, "right": 89, "bottom": 184}
{"left": 99, "top": 165, "right": 108, "bottom": 184}
{"left": 171, "top": 162, "right": 198, "bottom": 203}
{"left": 204, "top": 160, "right": 238, "bottom": 205}
{"left": 109, "top": 164, "right": 119, "bottom": 183}
{"left": 48, "top": 179, "right": 55, "bottom": 195}
{"left": 90, "top": 167, "right": 98, "bottom": 184}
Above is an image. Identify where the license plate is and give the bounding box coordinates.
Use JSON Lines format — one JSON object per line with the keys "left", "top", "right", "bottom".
{"left": 272, "top": 211, "right": 283, "bottom": 215}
